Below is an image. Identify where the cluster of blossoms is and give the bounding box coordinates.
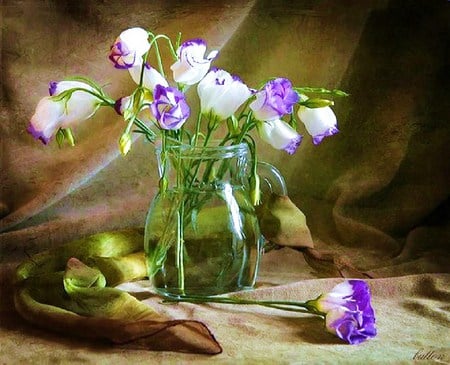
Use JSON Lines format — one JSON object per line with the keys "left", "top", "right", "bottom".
{"left": 28, "top": 26, "right": 342, "bottom": 156}
{"left": 171, "top": 279, "right": 377, "bottom": 345}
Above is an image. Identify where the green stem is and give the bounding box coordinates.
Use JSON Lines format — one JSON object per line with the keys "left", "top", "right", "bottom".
{"left": 176, "top": 200, "right": 185, "bottom": 294}
{"left": 148, "top": 32, "right": 178, "bottom": 60}
{"left": 192, "top": 113, "right": 203, "bottom": 147}
{"left": 133, "top": 118, "right": 156, "bottom": 142}
{"left": 163, "top": 296, "right": 324, "bottom": 316}
{"left": 52, "top": 87, "right": 115, "bottom": 106}
{"left": 153, "top": 40, "right": 165, "bottom": 79}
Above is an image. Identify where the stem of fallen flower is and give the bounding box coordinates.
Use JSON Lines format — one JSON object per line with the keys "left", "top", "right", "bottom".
{"left": 163, "top": 296, "right": 323, "bottom": 316}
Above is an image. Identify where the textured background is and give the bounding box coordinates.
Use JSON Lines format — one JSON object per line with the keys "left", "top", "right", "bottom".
{"left": 1, "top": 0, "right": 449, "bottom": 362}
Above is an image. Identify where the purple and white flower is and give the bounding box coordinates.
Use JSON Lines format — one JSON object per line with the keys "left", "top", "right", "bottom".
{"left": 27, "top": 81, "right": 101, "bottom": 144}
{"left": 128, "top": 63, "right": 168, "bottom": 92}
{"left": 109, "top": 27, "right": 150, "bottom": 69}
{"left": 114, "top": 96, "right": 132, "bottom": 116}
{"left": 257, "top": 119, "right": 302, "bottom": 155}
{"left": 297, "top": 105, "right": 339, "bottom": 145}
{"left": 250, "top": 78, "right": 299, "bottom": 121}
{"left": 170, "top": 39, "right": 218, "bottom": 85}
{"left": 197, "top": 68, "right": 252, "bottom": 120}
{"left": 150, "top": 85, "right": 190, "bottom": 130}
{"left": 311, "top": 280, "right": 377, "bottom": 345}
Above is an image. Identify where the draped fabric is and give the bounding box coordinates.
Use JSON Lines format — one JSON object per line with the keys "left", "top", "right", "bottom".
{"left": 1, "top": 0, "right": 449, "bottom": 362}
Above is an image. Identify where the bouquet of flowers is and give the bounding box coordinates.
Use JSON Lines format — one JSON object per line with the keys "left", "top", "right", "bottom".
{"left": 27, "top": 26, "right": 347, "bottom": 296}
{"left": 26, "top": 27, "right": 376, "bottom": 345}
{"left": 28, "top": 27, "right": 344, "bottom": 183}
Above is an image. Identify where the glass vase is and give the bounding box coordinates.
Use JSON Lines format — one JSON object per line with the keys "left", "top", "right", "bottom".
{"left": 144, "top": 142, "right": 285, "bottom": 297}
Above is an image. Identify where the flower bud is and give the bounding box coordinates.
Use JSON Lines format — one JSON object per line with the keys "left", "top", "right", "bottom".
{"left": 159, "top": 177, "right": 168, "bottom": 193}
{"left": 249, "top": 173, "right": 261, "bottom": 206}
{"left": 119, "top": 132, "right": 132, "bottom": 156}
{"left": 63, "top": 128, "right": 75, "bottom": 147}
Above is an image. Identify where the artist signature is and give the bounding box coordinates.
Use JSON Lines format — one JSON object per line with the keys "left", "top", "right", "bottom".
{"left": 413, "top": 349, "right": 449, "bottom": 363}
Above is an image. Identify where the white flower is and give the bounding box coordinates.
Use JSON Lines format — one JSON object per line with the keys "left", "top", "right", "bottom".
{"left": 257, "top": 119, "right": 302, "bottom": 155}
{"left": 170, "top": 39, "right": 218, "bottom": 85}
{"left": 128, "top": 63, "right": 168, "bottom": 92}
{"left": 27, "top": 81, "right": 101, "bottom": 144}
{"left": 297, "top": 105, "right": 339, "bottom": 145}
{"left": 109, "top": 27, "right": 150, "bottom": 69}
{"left": 197, "top": 68, "right": 252, "bottom": 120}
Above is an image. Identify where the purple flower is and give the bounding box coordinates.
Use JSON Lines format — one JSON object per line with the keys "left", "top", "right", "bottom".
{"left": 150, "top": 85, "right": 190, "bottom": 130}
{"left": 250, "top": 78, "right": 299, "bottom": 121}
{"left": 197, "top": 68, "right": 252, "bottom": 120}
{"left": 109, "top": 27, "right": 150, "bottom": 69}
{"left": 298, "top": 104, "right": 339, "bottom": 145}
{"left": 311, "top": 280, "right": 377, "bottom": 345}
{"left": 257, "top": 119, "right": 302, "bottom": 154}
{"left": 170, "top": 39, "right": 218, "bottom": 85}
{"left": 27, "top": 81, "right": 101, "bottom": 144}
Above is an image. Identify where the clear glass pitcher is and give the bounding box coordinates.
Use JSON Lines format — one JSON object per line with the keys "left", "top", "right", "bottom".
{"left": 144, "top": 142, "right": 286, "bottom": 297}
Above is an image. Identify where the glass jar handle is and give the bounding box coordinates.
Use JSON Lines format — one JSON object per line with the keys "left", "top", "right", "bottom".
{"left": 257, "top": 161, "right": 287, "bottom": 197}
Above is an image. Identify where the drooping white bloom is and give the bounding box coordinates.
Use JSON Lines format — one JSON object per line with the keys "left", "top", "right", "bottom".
{"left": 128, "top": 63, "right": 168, "bottom": 92}
{"left": 257, "top": 119, "right": 302, "bottom": 155}
{"left": 27, "top": 81, "right": 101, "bottom": 144}
{"left": 297, "top": 105, "right": 339, "bottom": 145}
{"left": 197, "top": 68, "right": 252, "bottom": 120}
{"left": 170, "top": 39, "right": 218, "bottom": 85}
{"left": 109, "top": 27, "right": 150, "bottom": 69}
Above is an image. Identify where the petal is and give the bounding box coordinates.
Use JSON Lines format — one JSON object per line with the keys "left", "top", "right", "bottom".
{"left": 171, "top": 39, "right": 217, "bottom": 85}
{"left": 109, "top": 27, "right": 149, "bottom": 69}
{"left": 27, "top": 97, "right": 65, "bottom": 144}
{"left": 258, "top": 119, "right": 302, "bottom": 154}
{"left": 59, "top": 91, "right": 100, "bottom": 126}
{"left": 51, "top": 80, "right": 95, "bottom": 95}
{"left": 179, "top": 39, "right": 207, "bottom": 60}
{"left": 325, "top": 309, "right": 370, "bottom": 345}
{"left": 197, "top": 69, "right": 251, "bottom": 119}
{"left": 316, "top": 281, "right": 354, "bottom": 312}
{"left": 207, "top": 49, "right": 219, "bottom": 61}
{"left": 128, "top": 63, "right": 168, "bottom": 91}
{"left": 118, "top": 27, "right": 150, "bottom": 58}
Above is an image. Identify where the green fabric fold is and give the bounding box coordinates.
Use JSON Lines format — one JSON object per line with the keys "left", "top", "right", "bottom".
{"left": 14, "top": 229, "right": 222, "bottom": 355}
